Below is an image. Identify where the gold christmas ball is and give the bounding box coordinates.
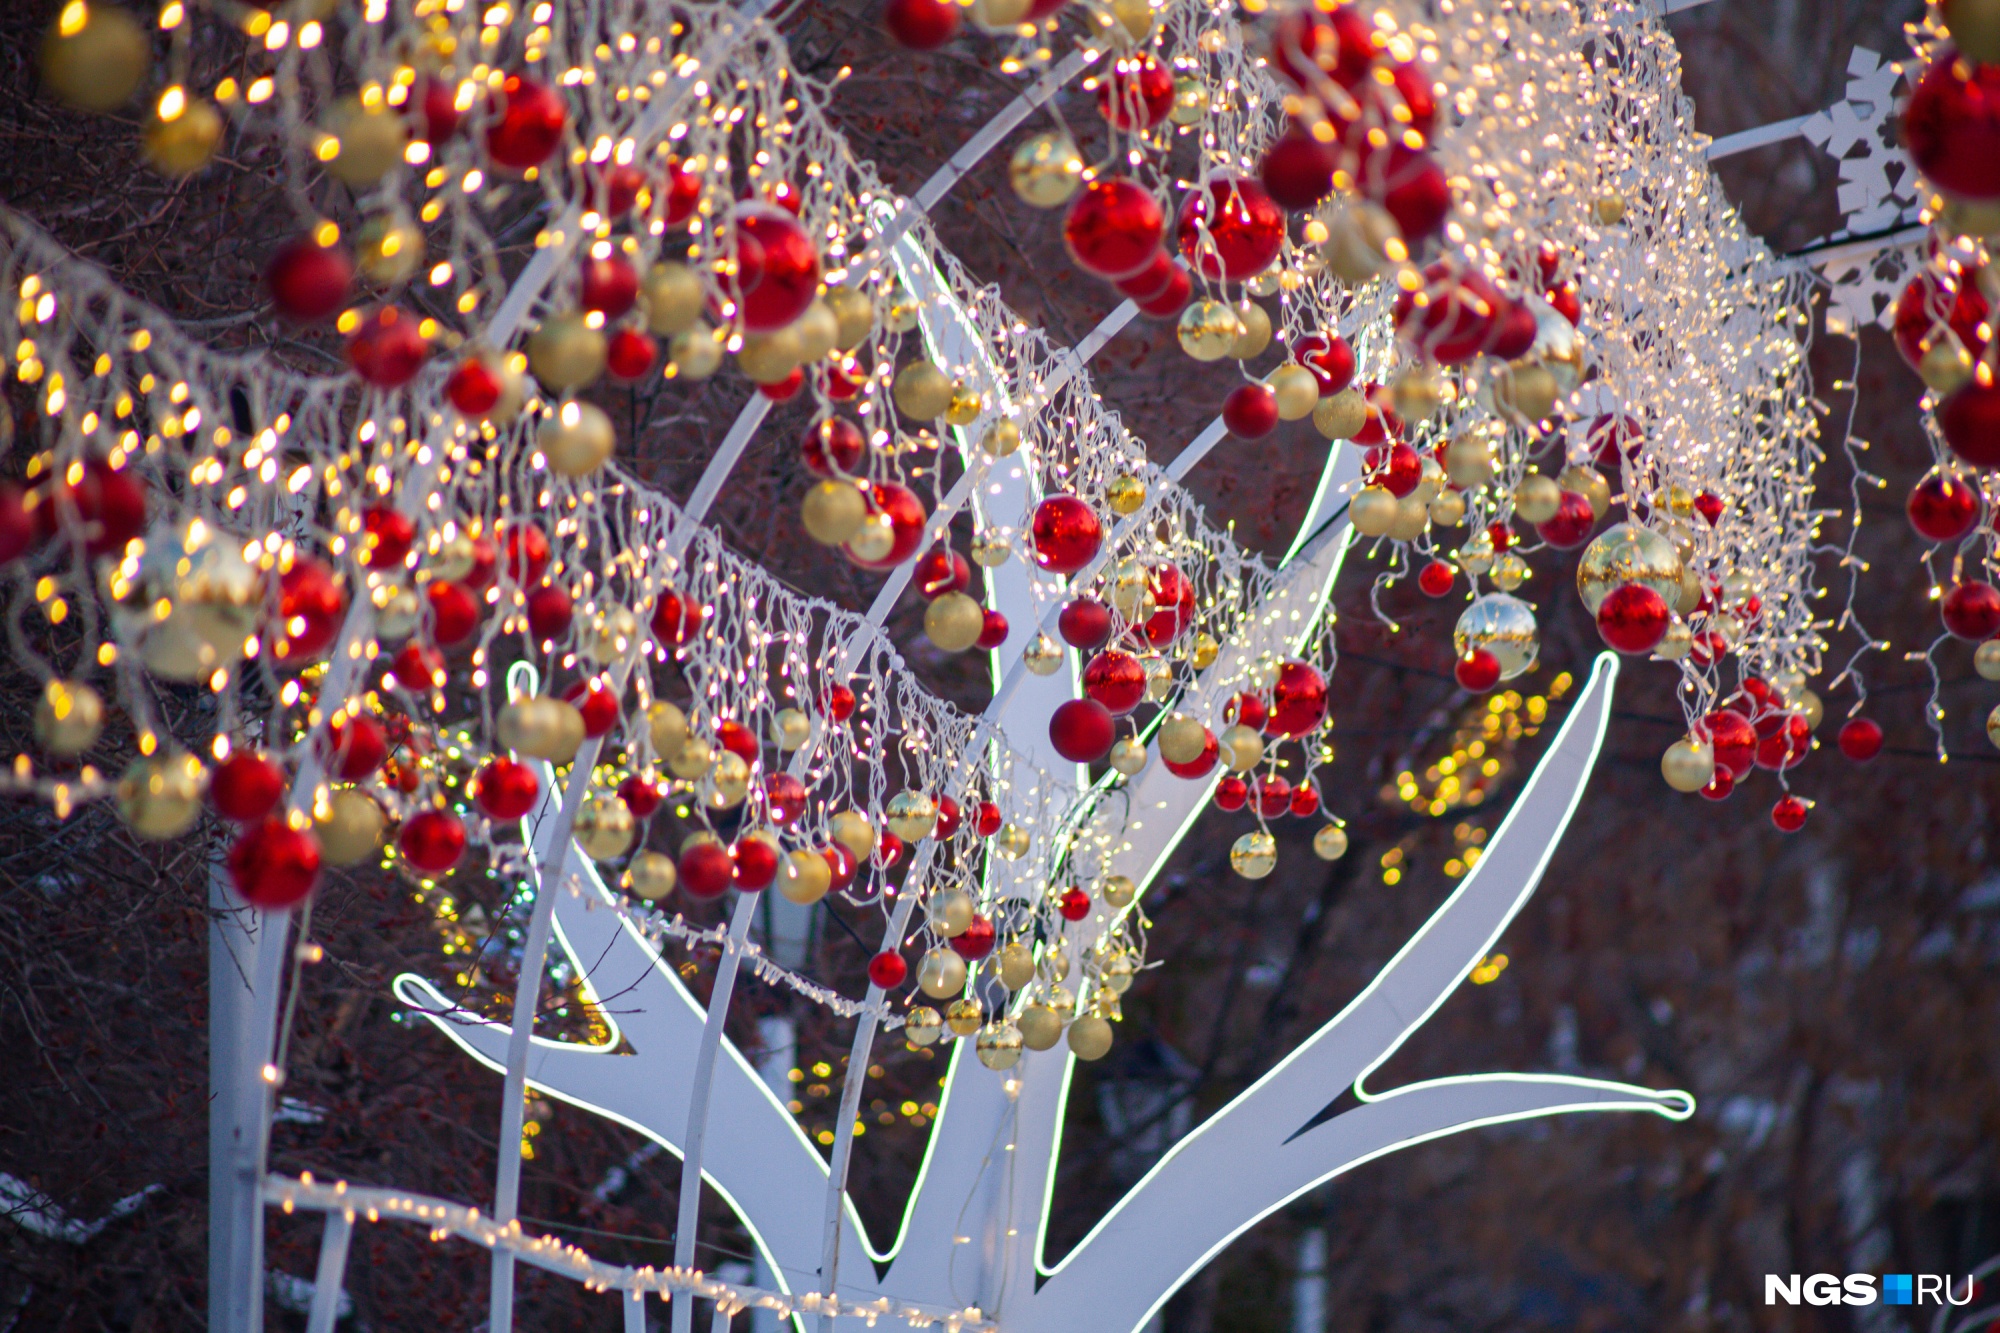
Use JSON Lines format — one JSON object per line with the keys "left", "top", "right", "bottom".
{"left": 1312, "top": 387, "right": 1368, "bottom": 440}
{"left": 1412, "top": 455, "right": 1447, "bottom": 506}
{"left": 681, "top": 830, "right": 723, "bottom": 854}
{"left": 579, "top": 605, "right": 639, "bottom": 662}
{"left": 142, "top": 93, "right": 223, "bottom": 177}
{"left": 528, "top": 313, "right": 608, "bottom": 392}
{"left": 1660, "top": 738, "right": 1714, "bottom": 793}
{"left": 886, "top": 791, "right": 939, "bottom": 841}
{"left": 1940, "top": 194, "right": 2000, "bottom": 241}
{"left": 1655, "top": 619, "right": 1693, "bottom": 660}
{"left": 1513, "top": 473, "right": 1562, "bottom": 524}
{"left": 1443, "top": 429, "right": 1497, "bottom": 488}
{"left": 970, "top": 531, "right": 1013, "bottom": 566}
{"left": 1108, "top": 737, "right": 1148, "bottom": 776}
{"left": 1919, "top": 338, "right": 1975, "bottom": 395}
{"left": 1101, "top": 874, "right": 1137, "bottom": 907}
{"left": 1190, "top": 632, "right": 1220, "bottom": 670}
{"left": 1456, "top": 530, "right": 1496, "bottom": 576}
{"left": 373, "top": 583, "right": 422, "bottom": 640}
{"left": 641, "top": 261, "right": 704, "bottom": 336}
{"left": 500, "top": 696, "right": 587, "bottom": 763}
{"left": 791, "top": 300, "right": 842, "bottom": 365}
{"left": 1389, "top": 494, "right": 1430, "bottom": 543}
{"left": 737, "top": 327, "right": 802, "bottom": 384}
{"left": 884, "top": 282, "right": 923, "bottom": 333}
{"left": 845, "top": 510, "right": 898, "bottom": 565}
{"left": 668, "top": 324, "right": 726, "bottom": 379}
{"left": 823, "top": 286, "right": 876, "bottom": 351}
{"left": 34, "top": 679, "right": 104, "bottom": 756}
{"left": 927, "top": 886, "right": 975, "bottom": 937}
{"left": 1268, "top": 364, "right": 1320, "bottom": 420}
{"left": 772, "top": 708, "right": 811, "bottom": 751}
{"left": 1110, "top": 558, "right": 1149, "bottom": 617}
{"left": 1312, "top": 824, "right": 1349, "bottom": 861}
{"left": 996, "top": 822, "right": 1031, "bottom": 859}
{"left": 1391, "top": 367, "right": 1446, "bottom": 423}
{"left": 981, "top": 419, "right": 1023, "bottom": 458}
{"left": 316, "top": 789, "right": 385, "bottom": 866}
{"left": 575, "top": 794, "right": 637, "bottom": 861}
{"left": 141, "top": 614, "right": 218, "bottom": 682}
{"left": 1453, "top": 593, "right": 1539, "bottom": 680}
{"left": 1067, "top": 1014, "right": 1114, "bottom": 1061}
{"left": 625, "top": 850, "right": 678, "bottom": 901}
{"left": 429, "top": 529, "right": 478, "bottom": 582}
{"left": 1975, "top": 638, "right": 2000, "bottom": 682}
{"left": 946, "top": 997, "right": 984, "bottom": 1036}
{"left": 923, "top": 592, "right": 986, "bottom": 653}
{"left": 704, "top": 751, "right": 751, "bottom": 809}
{"left": 648, "top": 701, "right": 690, "bottom": 760}
{"left": 998, "top": 940, "right": 1037, "bottom": 990}
{"left": 1101, "top": 950, "right": 1136, "bottom": 993}
{"left": 42, "top": 2, "right": 149, "bottom": 113}
{"left": 1008, "top": 132, "right": 1084, "bottom": 208}
{"left": 117, "top": 751, "right": 207, "bottom": 840}
{"left": 1674, "top": 567, "right": 1704, "bottom": 616}
{"left": 1350, "top": 485, "right": 1400, "bottom": 538}
{"left": 322, "top": 97, "right": 408, "bottom": 189}
{"left": 972, "top": 0, "right": 1031, "bottom": 26}
{"left": 1017, "top": 1003, "right": 1063, "bottom": 1051}
{"left": 1577, "top": 523, "right": 1684, "bottom": 613}
{"left": 893, "top": 361, "right": 954, "bottom": 419}
{"left": 778, "top": 848, "right": 831, "bottom": 905}
{"left": 354, "top": 208, "right": 424, "bottom": 286}
{"left": 1794, "top": 688, "right": 1824, "bottom": 731}
{"left": 1985, "top": 702, "right": 2000, "bottom": 752}
{"left": 976, "top": 1021, "right": 1025, "bottom": 1070}
{"left": 944, "top": 381, "right": 985, "bottom": 427}
{"left": 829, "top": 809, "right": 875, "bottom": 860}
{"left": 1230, "top": 830, "right": 1277, "bottom": 879}
{"left": 906, "top": 1006, "right": 945, "bottom": 1046}
{"left": 1220, "top": 723, "right": 1264, "bottom": 772}
{"left": 1169, "top": 75, "right": 1209, "bottom": 125}
{"left": 1024, "top": 633, "right": 1065, "bottom": 676}
{"left": 1144, "top": 656, "right": 1175, "bottom": 701}
{"left": 1110, "top": 0, "right": 1155, "bottom": 38}
{"left": 1232, "top": 301, "right": 1275, "bottom": 360}
{"left": 1493, "top": 362, "right": 1559, "bottom": 422}
{"left": 1319, "top": 200, "right": 1405, "bottom": 283}
{"left": 802, "top": 479, "right": 868, "bottom": 546}
{"left": 1430, "top": 489, "right": 1467, "bottom": 527}
{"left": 1106, "top": 473, "right": 1148, "bottom": 515}
{"left": 1594, "top": 192, "right": 1627, "bottom": 226}
{"left": 919, "top": 947, "right": 969, "bottom": 999}
{"left": 1490, "top": 551, "right": 1530, "bottom": 591}
{"left": 1558, "top": 464, "right": 1612, "bottom": 519}
{"left": 1177, "top": 300, "right": 1244, "bottom": 362}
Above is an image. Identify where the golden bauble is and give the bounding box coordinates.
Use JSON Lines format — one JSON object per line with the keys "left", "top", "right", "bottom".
{"left": 1987, "top": 702, "right": 2000, "bottom": 751}
{"left": 884, "top": 282, "right": 923, "bottom": 333}
{"left": 624, "top": 850, "right": 678, "bottom": 901}
{"left": 42, "top": 3, "right": 150, "bottom": 112}
{"left": 772, "top": 708, "right": 811, "bottom": 751}
{"left": 1558, "top": 464, "right": 1612, "bottom": 519}
{"left": 642, "top": 262, "right": 704, "bottom": 336}
{"left": 1008, "top": 132, "right": 1084, "bottom": 208}
{"left": 1390, "top": 367, "right": 1446, "bottom": 423}
{"left": 829, "top": 809, "right": 875, "bottom": 860}
{"left": 1389, "top": 494, "right": 1430, "bottom": 543}
{"left": 1106, "top": 473, "right": 1148, "bottom": 515}
{"left": 1110, "top": 558, "right": 1149, "bottom": 617}
{"left": 893, "top": 361, "right": 954, "bottom": 419}
{"left": 1232, "top": 301, "right": 1275, "bottom": 360}
{"left": 1018, "top": 1003, "right": 1063, "bottom": 1051}
{"left": 1350, "top": 484, "right": 1400, "bottom": 538}
{"left": 1220, "top": 723, "right": 1264, "bottom": 772}
{"left": 1430, "top": 489, "right": 1467, "bottom": 527}
{"left": 737, "top": 327, "right": 802, "bottom": 384}
{"left": 1976, "top": 638, "right": 2000, "bottom": 682}
{"left": 778, "top": 848, "right": 831, "bottom": 905}
{"left": 1108, "top": 737, "right": 1148, "bottom": 776}
{"left": 1411, "top": 455, "right": 1446, "bottom": 506}
{"left": 1490, "top": 551, "right": 1530, "bottom": 591}
{"left": 704, "top": 751, "right": 751, "bottom": 809}
{"left": 924, "top": 592, "right": 986, "bottom": 652}
{"left": 668, "top": 324, "right": 726, "bottom": 379}
{"left": 1144, "top": 656, "right": 1175, "bottom": 702}
{"left": 1594, "top": 193, "right": 1627, "bottom": 226}
{"left": 946, "top": 997, "right": 984, "bottom": 1036}
{"left": 1493, "top": 362, "right": 1559, "bottom": 422}
{"left": 802, "top": 479, "right": 868, "bottom": 546}
{"left": 1319, "top": 200, "right": 1404, "bottom": 282}
{"left": 823, "top": 286, "right": 876, "bottom": 350}
{"left": 316, "top": 790, "right": 385, "bottom": 866}
{"left": 886, "top": 790, "right": 939, "bottom": 841}
{"left": 1168, "top": 76, "right": 1210, "bottom": 125}
{"left": 976, "top": 1021, "right": 1025, "bottom": 1070}
{"left": 1089, "top": 878, "right": 1129, "bottom": 912}
{"left": 354, "top": 208, "right": 424, "bottom": 286}
{"left": 143, "top": 95, "right": 223, "bottom": 176}
{"left": 1654, "top": 619, "right": 1693, "bottom": 660}
{"left": 1230, "top": 830, "right": 1277, "bottom": 879}
{"left": 927, "top": 886, "right": 975, "bottom": 938}
{"left": 1674, "top": 567, "right": 1704, "bottom": 616}
{"left": 791, "top": 300, "right": 841, "bottom": 365}
{"left": 1177, "top": 300, "right": 1244, "bottom": 362}
{"left": 1920, "top": 338, "right": 1975, "bottom": 394}
{"left": 540, "top": 397, "right": 617, "bottom": 476}
{"left": 972, "top": 0, "right": 1032, "bottom": 25}
{"left": 500, "top": 696, "right": 587, "bottom": 763}
{"left": 528, "top": 313, "right": 607, "bottom": 391}
{"left": 117, "top": 752, "right": 206, "bottom": 840}
{"left": 1454, "top": 593, "right": 1539, "bottom": 680}
{"left": 981, "top": 418, "right": 1023, "bottom": 458}
{"left": 944, "top": 381, "right": 985, "bottom": 427}
{"left": 1189, "top": 631, "right": 1220, "bottom": 670}
{"left": 141, "top": 614, "right": 221, "bottom": 682}
{"left": 1661, "top": 738, "right": 1714, "bottom": 793}
{"left": 1456, "top": 531, "right": 1496, "bottom": 577}
{"left": 906, "top": 1006, "right": 945, "bottom": 1046}
{"left": 574, "top": 794, "right": 637, "bottom": 861}
{"left": 648, "top": 700, "right": 690, "bottom": 760}
{"left": 1513, "top": 473, "right": 1562, "bottom": 524}
{"left": 1796, "top": 688, "right": 1825, "bottom": 730}
{"left": 1312, "top": 824, "right": 1349, "bottom": 861}
{"left": 1101, "top": 951, "right": 1136, "bottom": 994}
{"left": 429, "top": 530, "right": 479, "bottom": 582}
{"left": 1067, "top": 1014, "right": 1114, "bottom": 1061}
{"left": 919, "top": 948, "right": 969, "bottom": 999}
{"left": 1577, "top": 523, "right": 1684, "bottom": 613}
{"left": 1023, "top": 633, "right": 1064, "bottom": 676}
{"left": 996, "top": 822, "right": 1031, "bottom": 859}
{"left": 1443, "top": 428, "right": 1497, "bottom": 488}
{"left": 1268, "top": 364, "right": 1320, "bottom": 420}
{"left": 373, "top": 583, "right": 422, "bottom": 640}
{"left": 579, "top": 605, "right": 639, "bottom": 662}
{"left": 1312, "top": 387, "right": 1368, "bottom": 440}
{"left": 998, "top": 940, "right": 1037, "bottom": 990}
{"left": 1939, "top": 192, "right": 2000, "bottom": 241}
{"left": 34, "top": 680, "right": 104, "bottom": 756}
{"left": 845, "top": 511, "right": 896, "bottom": 565}
{"left": 322, "top": 98, "right": 408, "bottom": 189}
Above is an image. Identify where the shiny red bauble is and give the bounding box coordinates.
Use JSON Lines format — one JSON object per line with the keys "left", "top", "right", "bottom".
{"left": 525, "top": 584, "right": 574, "bottom": 641}
{"left": 1266, "top": 660, "right": 1330, "bottom": 737}
{"left": 1213, "top": 775, "right": 1249, "bottom": 811}
{"left": 1163, "top": 727, "right": 1218, "bottom": 779}
{"left": 734, "top": 205, "right": 822, "bottom": 333}
{"left": 1270, "top": 4, "right": 1379, "bottom": 95}
{"left": 732, "top": 835, "right": 779, "bottom": 891}
{"left": 1225, "top": 691, "right": 1268, "bottom": 730}
{"left": 935, "top": 795, "right": 962, "bottom": 840}
{"left": 1393, "top": 261, "right": 1502, "bottom": 364}
{"left": 1943, "top": 579, "right": 2000, "bottom": 639}
{"left": 446, "top": 357, "right": 503, "bottom": 415}
{"left": 1755, "top": 715, "right": 1811, "bottom": 771}
{"left": 1770, "top": 795, "right": 1809, "bottom": 833}
{"left": 975, "top": 800, "right": 1002, "bottom": 836}
{"left": 390, "top": 641, "right": 445, "bottom": 690}
{"left": 500, "top": 521, "right": 551, "bottom": 585}
{"left": 271, "top": 557, "right": 347, "bottom": 665}
{"left": 1060, "top": 597, "right": 1113, "bottom": 649}
{"left": 1058, "top": 886, "right": 1093, "bottom": 921}
{"left": 1361, "top": 142, "right": 1451, "bottom": 241}
{"left": 1486, "top": 299, "right": 1537, "bottom": 360}
{"left": 1588, "top": 413, "right": 1645, "bottom": 467}
{"left": 661, "top": 158, "right": 702, "bottom": 225}
{"left": 1545, "top": 282, "right": 1582, "bottom": 326}
{"left": 1260, "top": 129, "right": 1338, "bottom": 210}
{"left": 950, "top": 914, "right": 996, "bottom": 961}
{"left": 606, "top": 328, "right": 658, "bottom": 381}
{"left": 1292, "top": 332, "right": 1357, "bottom": 396}
{"left": 1143, "top": 566, "right": 1197, "bottom": 646}
{"left": 346, "top": 307, "right": 429, "bottom": 388}
{"left": 1701, "top": 708, "right": 1758, "bottom": 779}
{"left": 976, "top": 609, "right": 1009, "bottom": 651}
{"left": 474, "top": 758, "right": 543, "bottom": 820}
{"left": 563, "top": 679, "right": 620, "bottom": 737}
{"left": 763, "top": 773, "right": 807, "bottom": 825}
{"left": 1063, "top": 177, "right": 1165, "bottom": 281}
{"left": 212, "top": 752, "right": 286, "bottom": 823}
{"left": 1031, "top": 496, "right": 1105, "bottom": 575}
{"left": 823, "top": 841, "right": 858, "bottom": 892}
{"left": 1084, "top": 650, "right": 1147, "bottom": 715}
{"left": 322, "top": 715, "right": 388, "bottom": 780}
{"left": 883, "top": 0, "right": 959, "bottom": 48}
{"left": 915, "top": 545, "right": 971, "bottom": 598}
{"left": 229, "top": 819, "right": 322, "bottom": 910}
{"left": 1255, "top": 774, "right": 1293, "bottom": 818}
{"left": 1113, "top": 250, "right": 1177, "bottom": 302}
{"left": 400, "top": 809, "right": 467, "bottom": 873}
{"left": 1365, "top": 442, "right": 1422, "bottom": 496}
{"left": 1223, "top": 383, "right": 1281, "bottom": 439}
{"left": 867, "top": 951, "right": 908, "bottom": 990}
{"left": 267, "top": 237, "right": 352, "bottom": 323}
{"left": 715, "top": 719, "right": 759, "bottom": 764}
{"left": 1049, "top": 698, "right": 1116, "bottom": 763}
{"left": 876, "top": 832, "right": 905, "bottom": 869}
{"left": 850, "top": 481, "right": 928, "bottom": 570}
{"left": 1903, "top": 55, "right": 2000, "bottom": 201}
{"left": 579, "top": 254, "right": 639, "bottom": 318}
{"left": 0, "top": 485, "right": 33, "bottom": 564}
{"left": 1838, "top": 717, "right": 1884, "bottom": 762}
{"left": 1418, "top": 560, "right": 1455, "bottom": 597}
{"left": 1289, "top": 782, "right": 1321, "bottom": 818}
{"left": 1096, "top": 54, "right": 1175, "bottom": 129}
{"left": 679, "top": 841, "right": 733, "bottom": 899}
{"left": 359, "top": 505, "right": 414, "bottom": 569}
{"left": 1692, "top": 492, "right": 1724, "bottom": 526}
{"left": 588, "top": 162, "right": 647, "bottom": 217}
{"left": 618, "top": 773, "right": 665, "bottom": 817}
{"left": 1595, "top": 583, "right": 1670, "bottom": 654}
{"left": 651, "top": 589, "right": 706, "bottom": 646}
{"left": 1454, "top": 649, "right": 1501, "bottom": 693}
{"left": 1892, "top": 267, "right": 1989, "bottom": 371}
{"left": 1939, "top": 379, "right": 2000, "bottom": 470}
{"left": 1699, "top": 767, "right": 1735, "bottom": 801}
{"left": 1135, "top": 268, "right": 1193, "bottom": 318}
{"left": 427, "top": 579, "right": 480, "bottom": 647}
{"left": 1907, "top": 471, "right": 1982, "bottom": 542}
{"left": 758, "top": 369, "right": 805, "bottom": 402}
{"left": 803, "top": 418, "right": 867, "bottom": 478}
{"left": 1537, "top": 491, "right": 1597, "bottom": 549}
{"left": 486, "top": 74, "right": 567, "bottom": 170}
{"left": 1176, "top": 178, "right": 1286, "bottom": 282}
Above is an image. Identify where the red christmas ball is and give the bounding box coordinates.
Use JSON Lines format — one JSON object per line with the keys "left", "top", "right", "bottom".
{"left": 1588, "top": 413, "right": 1645, "bottom": 467}
{"left": 757, "top": 369, "right": 804, "bottom": 402}
{"left": 1176, "top": 178, "right": 1287, "bottom": 281}
{"left": 876, "top": 831, "right": 906, "bottom": 870}
{"left": 1134, "top": 268, "right": 1193, "bottom": 318}
{"left": 1907, "top": 471, "right": 1982, "bottom": 542}
{"left": 1545, "top": 282, "right": 1582, "bottom": 326}
{"left": 1113, "top": 250, "right": 1177, "bottom": 301}
{"left": 732, "top": 835, "right": 779, "bottom": 890}
{"left": 1939, "top": 380, "right": 2000, "bottom": 470}
{"left": 1096, "top": 54, "right": 1175, "bottom": 129}
{"left": 1418, "top": 560, "right": 1456, "bottom": 597}
{"left": 1701, "top": 708, "right": 1758, "bottom": 779}
{"left": 1060, "top": 598, "right": 1113, "bottom": 650}
{"left": 1143, "top": 566, "right": 1197, "bottom": 646}
{"left": 1903, "top": 55, "right": 2000, "bottom": 201}
{"left": 606, "top": 328, "right": 658, "bottom": 381}
{"left": 0, "top": 484, "right": 34, "bottom": 565}
{"left": 1163, "top": 727, "right": 1218, "bottom": 778}
{"left": 651, "top": 589, "right": 706, "bottom": 646}
{"left": 849, "top": 481, "right": 927, "bottom": 570}
{"left": 1943, "top": 580, "right": 2000, "bottom": 639}
{"left": 39, "top": 459, "right": 145, "bottom": 559}
{"left": 460, "top": 536, "right": 498, "bottom": 591}
{"left": 229, "top": 819, "right": 322, "bottom": 910}
{"left": 1260, "top": 129, "right": 1338, "bottom": 210}
{"left": 950, "top": 914, "right": 996, "bottom": 961}
{"left": 475, "top": 757, "right": 543, "bottom": 820}
{"left": 1692, "top": 492, "right": 1724, "bottom": 527}
{"left": 618, "top": 773, "right": 665, "bottom": 817}
{"left": 500, "top": 520, "right": 551, "bottom": 585}
{"left": 1699, "top": 767, "right": 1735, "bottom": 801}
{"left": 1213, "top": 775, "right": 1249, "bottom": 811}
{"left": 322, "top": 714, "right": 388, "bottom": 780}
{"left": 525, "top": 584, "right": 574, "bottom": 641}
{"left": 1363, "top": 142, "right": 1451, "bottom": 240}
{"left": 563, "top": 679, "right": 620, "bottom": 737}
{"left": 1255, "top": 774, "right": 1293, "bottom": 818}
{"left": 883, "top": 0, "right": 959, "bottom": 48}
{"left": 662, "top": 157, "right": 702, "bottom": 225}
{"left": 1270, "top": 4, "right": 1379, "bottom": 94}
{"left": 579, "top": 254, "right": 639, "bottom": 318}
{"left": 1454, "top": 649, "right": 1501, "bottom": 693}
{"left": 1049, "top": 698, "right": 1116, "bottom": 763}
{"left": 1225, "top": 691, "right": 1269, "bottom": 730}
{"left": 955, "top": 800, "right": 991, "bottom": 839}
{"left": 400, "top": 810, "right": 467, "bottom": 873}
{"left": 1365, "top": 442, "right": 1422, "bottom": 496}
{"left": 212, "top": 752, "right": 286, "bottom": 823}
{"left": 1393, "top": 261, "right": 1503, "bottom": 364}
{"left": 803, "top": 418, "right": 868, "bottom": 479}
{"left": 1292, "top": 332, "right": 1356, "bottom": 396}
{"left": 1084, "top": 650, "right": 1147, "bottom": 715}
{"left": 823, "top": 841, "right": 858, "bottom": 892}
{"left": 976, "top": 609, "right": 1009, "bottom": 651}
{"left": 867, "top": 951, "right": 908, "bottom": 989}
{"left": 391, "top": 641, "right": 445, "bottom": 690}
{"left": 1595, "top": 583, "right": 1670, "bottom": 654}
{"left": 345, "top": 307, "right": 429, "bottom": 388}
{"left": 764, "top": 772, "right": 807, "bottom": 825}
{"left": 715, "top": 719, "right": 759, "bottom": 764}
{"left": 1288, "top": 782, "right": 1321, "bottom": 818}
{"left": 267, "top": 236, "right": 352, "bottom": 323}
{"left": 914, "top": 545, "right": 972, "bottom": 598}
{"left": 1892, "top": 267, "right": 1989, "bottom": 370}
{"left": 413, "top": 76, "right": 464, "bottom": 142}
{"left": 679, "top": 841, "right": 734, "bottom": 899}
{"left": 1352, "top": 393, "right": 1405, "bottom": 448}
{"left": 1838, "top": 718, "right": 1883, "bottom": 762}
{"left": 1223, "top": 384, "right": 1281, "bottom": 440}
{"left": 588, "top": 162, "right": 646, "bottom": 217}
{"left": 1063, "top": 177, "right": 1165, "bottom": 281}
{"left": 1770, "top": 795, "right": 1809, "bottom": 833}
{"left": 1267, "top": 660, "right": 1329, "bottom": 737}
{"left": 734, "top": 205, "right": 822, "bottom": 332}
{"left": 1031, "top": 496, "right": 1105, "bottom": 575}
{"left": 360, "top": 505, "right": 414, "bottom": 569}
{"left": 1058, "top": 886, "right": 1092, "bottom": 921}
{"left": 486, "top": 73, "right": 567, "bottom": 170}
{"left": 427, "top": 579, "right": 480, "bottom": 647}
{"left": 1486, "top": 299, "right": 1538, "bottom": 360}
{"left": 1537, "top": 491, "right": 1597, "bottom": 549}
{"left": 1755, "top": 715, "right": 1811, "bottom": 772}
